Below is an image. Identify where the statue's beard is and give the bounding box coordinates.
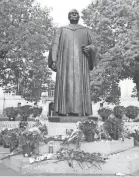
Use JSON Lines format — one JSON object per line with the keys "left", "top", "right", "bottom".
{"left": 69, "top": 18, "right": 79, "bottom": 24}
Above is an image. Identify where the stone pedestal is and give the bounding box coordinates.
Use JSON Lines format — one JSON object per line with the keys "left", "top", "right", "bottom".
{"left": 47, "top": 122, "right": 75, "bottom": 135}
{"left": 48, "top": 115, "right": 89, "bottom": 122}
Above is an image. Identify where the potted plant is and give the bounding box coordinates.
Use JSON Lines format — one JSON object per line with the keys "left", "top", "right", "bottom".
{"left": 8, "top": 133, "right": 19, "bottom": 152}
{"left": 2, "top": 134, "right": 10, "bottom": 148}
{"left": 18, "top": 105, "right": 32, "bottom": 121}
{"left": 103, "top": 116, "right": 124, "bottom": 140}
{"left": 32, "top": 106, "right": 43, "bottom": 118}
{"left": 82, "top": 120, "right": 97, "bottom": 142}
{"left": 130, "top": 129, "right": 139, "bottom": 146}
{"left": 5, "top": 107, "right": 19, "bottom": 121}
{"left": 98, "top": 108, "right": 112, "bottom": 121}
{"left": 19, "top": 131, "right": 40, "bottom": 157}
{"left": 113, "top": 106, "right": 125, "bottom": 119}
{"left": 8, "top": 128, "right": 22, "bottom": 152}
{"left": 0, "top": 129, "right": 10, "bottom": 148}
{"left": 125, "top": 106, "right": 139, "bottom": 120}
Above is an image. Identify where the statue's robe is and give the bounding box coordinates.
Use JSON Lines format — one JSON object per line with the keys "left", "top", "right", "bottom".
{"left": 48, "top": 24, "right": 96, "bottom": 115}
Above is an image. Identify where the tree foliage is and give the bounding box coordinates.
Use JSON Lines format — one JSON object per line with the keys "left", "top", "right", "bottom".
{"left": 0, "top": 0, "right": 55, "bottom": 101}
{"left": 82, "top": 0, "right": 139, "bottom": 103}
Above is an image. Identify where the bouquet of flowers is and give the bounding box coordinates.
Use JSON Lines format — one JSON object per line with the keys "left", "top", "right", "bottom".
{"left": 32, "top": 121, "right": 48, "bottom": 135}
{"left": 19, "top": 130, "right": 41, "bottom": 157}
{"left": 98, "top": 108, "right": 112, "bottom": 121}
{"left": 38, "top": 124, "right": 48, "bottom": 135}
{"left": 18, "top": 105, "right": 32, "bottom": 121}
{"left": 32, "top": 106, "right": 43, "bottom": 118}
{"left": 124, "top": 125, "right": 139, "bottom": 145}
{"left": 56, "top": 148, "right": 107, "bottom": 169}
{"left": 9, "top": 128, "right": 22, "bottom": 152}
{"left": 0, "top": 128, "right": 22, "bottom": 151}
{"left": 82, "top": 120, "right": 98, "bottom": 142}
{"left": 102, "top": 116, "right": 124, "bottom": 140}
{"left": 1, "top": 128, "right": 10, "bottom": 147}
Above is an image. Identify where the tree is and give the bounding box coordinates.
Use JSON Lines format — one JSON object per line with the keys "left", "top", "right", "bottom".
{"left": 0, "top": 0, "right": 55, "bottom": 101}
{"left": 82, "top": 0, "right": 139, "bottom": 103}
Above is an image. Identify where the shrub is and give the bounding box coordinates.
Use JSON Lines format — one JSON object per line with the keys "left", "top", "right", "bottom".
{"left": 103, "top": 116, "right": 123, "bottom": 140}
{"left": 5, "top": 105, "right": 43, "bottom": 121}
{"left": 31, "top": 107, "right": 43, "bottom": 118}
{"left": 82, "top": 120, "right": 97, "bottom": 135}
{"left": 113, "top": 106, "right": 125, "bottom": 119}
{"left": 125, "top": 106, "right": 139, "bottom": 119}
{"left": 18, "top": 105, "right": 32, "bottom": 121}
{"left": 5, "top": 107, "right": 18, "bottom": 121}
{"left": 98, "top": 108, "right": 112, "bottom": 121}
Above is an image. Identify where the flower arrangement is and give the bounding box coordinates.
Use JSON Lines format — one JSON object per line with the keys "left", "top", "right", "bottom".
{"left": 0, "top": 129, "right": 10, "bottom": 147}
{"left": 31, "top": 106, "right": 43, "bottom": 118}
{"left": 82, "top": 120, "right": 98, "bottom": 142}
{"left": 82, "top": 121, "right": 96, "bottom": 134}
{"left": 66, "top": 129, "right": 73, "bottom": 136}
{"left": 98, "top": 108, "right": 112, "bottom": 121}
{"left": 32, "top": 121, "right": 48, "bottom": 135}
{"left": 18, "top": 131, "right": 41, "bottom": 157}
{"left": 56, "top": 148, "right": 107, "bottom": 169}
{"left": 113, "top": 106, "right": 125, "bottom": 119}
{"left": 123, "top": 125, "right": 139, "bottom": 145}
{"left": 0, "top": 128, "right": 22, "bottom": 151}
{"left": 8, "top": 132, "right": 20, "bottom": 152}
{"left": 102, "top": 116, "right": 124, "bottom": 140}
{"left": 18, "top": 105, "right": 32, "bottom": 121}
{"left": 38, "top": 124, "right": 48, "bottom": 135}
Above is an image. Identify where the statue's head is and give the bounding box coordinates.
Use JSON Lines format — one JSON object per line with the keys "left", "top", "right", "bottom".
{"left": 68, "top": 9, "right": 80, "bottom": 24}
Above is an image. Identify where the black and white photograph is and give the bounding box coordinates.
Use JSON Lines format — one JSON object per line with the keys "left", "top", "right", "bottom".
{"left": 0, "top": 0, "right": 139, "bottom": 176}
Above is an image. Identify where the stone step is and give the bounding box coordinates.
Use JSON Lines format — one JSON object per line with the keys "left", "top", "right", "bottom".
{"left": 48, "top": 116, "right": 96, "bottom": 123}
{"left": 2, "top": 147, "right": 139, "bottom": 175}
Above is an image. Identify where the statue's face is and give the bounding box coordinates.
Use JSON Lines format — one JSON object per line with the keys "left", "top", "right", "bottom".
{"left": 68, "top": 9, "right": 80, "bottom": 23}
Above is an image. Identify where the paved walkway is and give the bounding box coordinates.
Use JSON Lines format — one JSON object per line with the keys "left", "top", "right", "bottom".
{"left": 0, "top": 163, "right": 21, "bottom": 176}
{"left": 0, "top": 162, "right": 139, "bottom": 176}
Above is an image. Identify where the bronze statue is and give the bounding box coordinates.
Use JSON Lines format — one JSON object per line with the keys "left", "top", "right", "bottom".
{"left": 48, "top": 9, "right": 96, "bottom": 116}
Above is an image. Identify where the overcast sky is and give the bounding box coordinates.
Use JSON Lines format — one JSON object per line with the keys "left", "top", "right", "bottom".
{"left": 36, "top": 0, "right": 92, "bottom": 26}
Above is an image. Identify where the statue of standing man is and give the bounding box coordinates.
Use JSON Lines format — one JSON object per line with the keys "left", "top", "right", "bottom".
{"left": 48, "top": 9, "right": 96, "bottom": 116}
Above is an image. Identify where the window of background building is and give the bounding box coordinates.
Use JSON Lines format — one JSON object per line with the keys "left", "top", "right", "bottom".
{"left": 48, "top": 83, "right": 55, "bottom": 97}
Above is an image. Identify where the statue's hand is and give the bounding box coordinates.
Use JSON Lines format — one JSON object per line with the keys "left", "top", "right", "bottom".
{"left": 52, "top": 62, "right": 57, "bottom": 71}
{"left": 82, "top": 46, "right": 91, "bottom": 52}
{"left": 82, "top": 45, "right": 91, "bottom": 57}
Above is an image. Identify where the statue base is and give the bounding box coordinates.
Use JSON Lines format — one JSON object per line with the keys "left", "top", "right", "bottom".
{"left": 48, "top": 115, "right": 98, "bottom": 123}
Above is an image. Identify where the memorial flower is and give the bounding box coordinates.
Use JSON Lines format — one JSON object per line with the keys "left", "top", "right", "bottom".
{"left": 123, "top": 124, "right": 139, "bottom": 143}
{"left": 82, "top": 120, "right": 97, "bottom": 134}
{"left": 18, "top": 130, "right": 41, "bottom": 157}
{"left": 56, "top": 148, "right": 107, "bottom": 169}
